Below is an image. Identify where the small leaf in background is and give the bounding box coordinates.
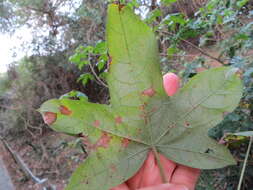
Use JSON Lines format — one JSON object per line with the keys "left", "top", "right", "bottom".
{"left": 77, "top": 73, "right": 94, "bottom": 85}
{"left": 161, "top": 0, "right": 178, "bottom": 6}
{"left": 167, "top": 46, "right": 179, "bottom": 58}
{"left": 145, "top": 9, "right": 162, "bottom": 24}
{"left": 60, "top": 91, "right": 88, "bottom": 101}
{"left": 236, "top": 0, "right": 249, "bottom": 8}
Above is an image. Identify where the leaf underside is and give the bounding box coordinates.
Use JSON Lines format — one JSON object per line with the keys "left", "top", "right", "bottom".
{"left": 39, "top": 4, "right": 243, "bottom": 190}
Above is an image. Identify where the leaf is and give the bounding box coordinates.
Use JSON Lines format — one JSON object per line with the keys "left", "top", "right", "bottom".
{"left": 236, "top": 0, "right": 249, "bottom": 8}
{"left": 77, "top": 73, "right": 94, "bottom": 85}
{"left": 161, "top": 0, "right": 178, "bottom": 6}
{"left": 39, "top": 4, "right": 243, "bottom": 190}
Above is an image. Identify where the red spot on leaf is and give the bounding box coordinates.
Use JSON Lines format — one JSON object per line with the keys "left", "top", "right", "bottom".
{"left": 121, "top": 138, "right": 130, "bottom": 148}
{"left": 96, "top": 132, "right": 112, "bottom": 149}
{"left": 142, "top": 88, "right": 156, "bottom": 97}
{"left": 93, "top": 120, "right": 100, "bottom": 127}
{"left": 115, "top": 116, "right": 123, "bottom": 125}
{"left": 59, "top": 105, "right": 72, "bottom": 115}
{"left": 43, "top": 112, "right": 57, "bottom": 125}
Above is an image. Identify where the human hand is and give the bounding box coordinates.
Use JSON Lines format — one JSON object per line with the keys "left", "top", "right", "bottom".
{"left": 111, "top": 73, "right": 200, "bottom": 190}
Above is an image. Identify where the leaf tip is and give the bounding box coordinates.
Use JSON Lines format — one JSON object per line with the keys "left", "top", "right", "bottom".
{"left": 42, "top": 112, "right": 57, "bottom": 125}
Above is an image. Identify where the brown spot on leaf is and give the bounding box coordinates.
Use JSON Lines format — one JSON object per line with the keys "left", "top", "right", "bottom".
{"left": 77, "top": 133, "right": 85, "bottom": 137}
{"left": 96, "top": 132, "right": 112, "bottom": 149}
{"left": 121, "top": 138, "right": 130, "bottom": 148}
{"left": 110, "top": 164, "right": 117, "bottom": 172}
{"left": 43, "top": 112, "right": 57, "bottom": 125}
{"left": 185, "top": 122, "right": 190, "bottom": 127}
{"left": 115, "top": 116, "right": 123, "bottom": 125}
{"left": 236, "top": 69, "right": 243, "bottom": 79}
{"left": 118, "top": 4, "right": 125, "bottom": 11}
{"left": 59, "top": 105, "right": 72, "bottom": 115}
{"left": 139, "top": 102, "right": 147, "bottom": 111}
{"left": 109, "top": 55, "right": 112, "bottom": 65}
{"left": 107, "top": 54, "right": 113, "bottom": 71}
{"left": 142, "top": 88, "right": 156, "bottom": 97}
{"left": 93, "top": 120, "right": 100, "bottom": 127}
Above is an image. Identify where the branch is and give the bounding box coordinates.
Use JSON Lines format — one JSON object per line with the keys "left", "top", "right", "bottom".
{"left": 88, "top": 62, "right": 108, "bottom": 88}
{"left": 161, "top": 31, "right": 226, "bottom": 65}
{"left": 0, "top": 138, "right": 47, "bottom": 185}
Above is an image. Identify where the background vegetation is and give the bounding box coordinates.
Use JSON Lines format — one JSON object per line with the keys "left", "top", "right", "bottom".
{"left": 0, "top": 0, "right": 253, "bottom": 189}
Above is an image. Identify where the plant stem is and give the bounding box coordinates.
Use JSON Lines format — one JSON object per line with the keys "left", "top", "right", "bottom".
{"left": 88, "top": 62, "right": 108, "bottom": 88}
{"left": 152, "top": 147, "right": 168, "bottom": 183}
{"left": 237, "top": 136, "right": 253, "bottom": 190}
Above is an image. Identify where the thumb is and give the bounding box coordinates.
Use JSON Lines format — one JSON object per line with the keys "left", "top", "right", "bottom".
{"left": 138, "top": 183, "right": 188, "bottom": 190}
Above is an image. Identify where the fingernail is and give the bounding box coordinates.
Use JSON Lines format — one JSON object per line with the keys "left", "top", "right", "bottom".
{"left": 164, "top": 183, "right": 189, "bottom": 190}
{"left": 181, "top": 186, "right": 189, "bottom": 190}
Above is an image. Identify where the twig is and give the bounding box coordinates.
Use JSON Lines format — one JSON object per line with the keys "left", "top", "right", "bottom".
{"left": 237, "top": 137, "right": 253, "bottom": 190}
{"left": 88, "top": 62, "right": 108, "bottom": 88}
{"left": 0, "top": 137, "right": 46, "bottom": 184}
{"left": 161, "top": 31, "right": 226, "bottom": 65}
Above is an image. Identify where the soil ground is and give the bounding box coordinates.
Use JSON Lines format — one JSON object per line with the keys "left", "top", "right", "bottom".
{"left": 0, "top": 129, "right": 86, "bottom": 190}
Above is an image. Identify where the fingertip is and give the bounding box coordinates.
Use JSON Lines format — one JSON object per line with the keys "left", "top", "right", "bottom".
{"left": 163, "top": 72, "right": 180, "bottom": 96}
{"left": 171, "top": 165, "right": 200, "bottom": 190}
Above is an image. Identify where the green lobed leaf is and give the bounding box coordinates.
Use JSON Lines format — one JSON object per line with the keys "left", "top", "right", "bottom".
{"left": 39, "top": 4, "right": 243, "bottom": 190}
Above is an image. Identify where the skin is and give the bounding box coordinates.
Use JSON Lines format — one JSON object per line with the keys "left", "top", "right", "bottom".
{"left": 111, "top": 73, "right": 200, "bottom": 190}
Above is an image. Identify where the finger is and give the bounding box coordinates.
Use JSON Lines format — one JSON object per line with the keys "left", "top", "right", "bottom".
{"left": 111, "top": 183, "right": 129, "bottom": 190}
{"left": 163, "top": 73, "right": 180, "bottom": 96}
{"left": 140, "top": 153, "right": 176, "bottom": 186}
{"left": 137, "top": 183, "right": 188, "bottom": 190}
{"left": 137, "top": 152, "right": 176, "bottom": 188}
{"left": 159, "top": 153, "right": 177, "bottom": 182}
{"left": 126, "top": 152, "right": 152, "bottom": 189}
{"left": 171, "top": 165, "right": 200, "bottom": 190}
{"left": 140, "top": 151, "right": 162, "bottom": 187}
